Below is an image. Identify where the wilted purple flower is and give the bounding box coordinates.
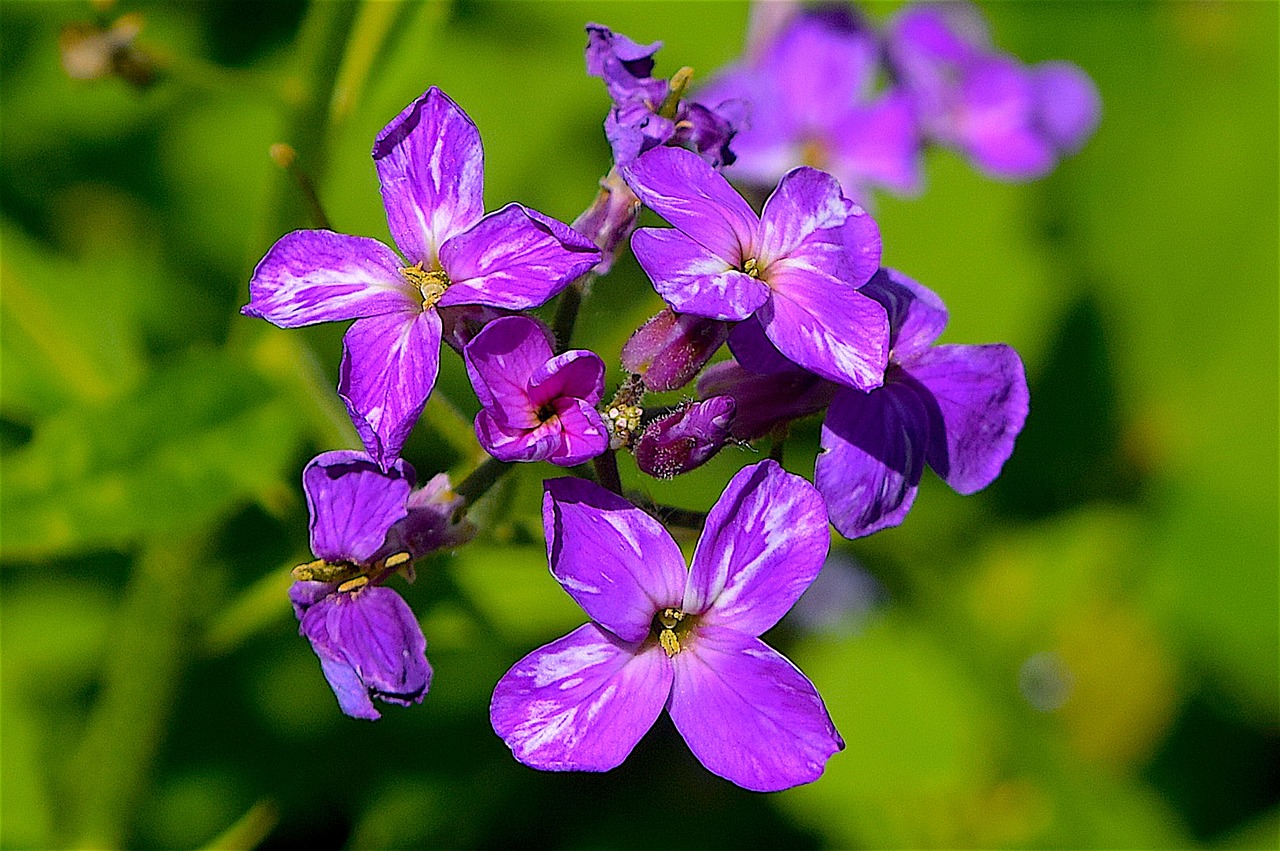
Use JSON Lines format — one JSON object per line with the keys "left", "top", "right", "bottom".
{"left": 623, "top": 146, "right": 888, "bottom": 391}
{"left": 620, "top": 307, "right": 730, "bottom": 393}
{"left": 633, "top": 396, "right": 736, "bottom": 479}
{"left": 463, "top": 315, "right": 608, "bottom": 466}
{"left": 570, "top": 168, "right": 642, "bottom": 276}
{"left": 701, "top": 6, "right": 922, "bottom": 203}
{"left": 490, "top": 461, "right": 842, "bottom": 791}
{"left": 887, "top": 3, "right": 1100, "bottom": 180}
{"left": 289, "top": 451, "right": 443, "bottom": 720}
{"left": 586, "top": 23, "right": 744, "bottom": 168}
{"left": 243, "top": 88, "right": 601, "bottom": 468}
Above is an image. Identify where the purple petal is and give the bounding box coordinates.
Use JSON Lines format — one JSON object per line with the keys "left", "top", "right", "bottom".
{"left": 621, "top": 147, "right": 759, "bottom": 264}
{"left": 528, "top": 349, "right": 606, "bottom": 410}
{"left": 303, "top": 450, "right": 413, "bottom": 564}
{"left": 243, "top": 230, "right": 415, "bottom": 328}
{"left": 491, "top": 623, "right": 673, "bottom": 772}
{"left": 697, "top": 358, "right": 836, "bottom": 442}
{"left": 373, "top": 87, "right": 485, "bottom": 266}
{"left": 726, "top": 316, "right": 801, "bottom": 376}
{"left": 543, "top": 477, "right": 687, "bottom": 642}
{"left": 959, "top": 57, "right": 1055, "bottom": 180}
{"left": 584, "top": 23, "right": 668, "bottom": 105}
{"left": 766, "top": 9, "right": 879, "bottom": 133}
{"left": 631, "top": 228, "right": 768, "bottom": 321}
{"left": 475, "top": 411, "right": 558, "bottom": 464}
{"left": 815, "top": 382, "right": 930, "bottom": 539}
{"left": 684, "top": 460, "right": 829, "bottom": 635}
{"left": 338, "top": 310, "right": 442, "bottom": 469}
{"left": 669, "top": 625, "right": 843, "bottom": 792}
{"left": 438, "top": 204, "right": 600, "bottom": 310}
{"left": 544, "top": 399, "right": 610, "bottom": 467}
{"left": 859, "top": 267, "right": 948, "bottom": 361}
{"left": 759, "top": 263, "right": 889, "bottom": 390}
{"left": 905, "top": 343, "right": 1029, "bottom": 494}
{"left": 1032, "top": 60, "right": 1101, "bottom": 154}
{"left": 757, "top": 167, "right": 880, "bottom": 286}
{"left": 300, "top": 586, "right": 431, "bottom": 719}
{"left": 828, "top": 92, "right": 924, "bottom": 197}
{"left": 375, "top": 472, "right": 475, "bottom": 562}
{"left": 463, "top": 315, "right": 554, "bottom": 429}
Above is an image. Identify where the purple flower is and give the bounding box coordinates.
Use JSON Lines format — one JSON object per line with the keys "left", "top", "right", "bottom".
{"left": 622, "top": 145, "right": 888, "bottom": 391}
{"left": 701, "top": 6, "right": 923, "bottom": 203}
{"left": 243, "top": 88, "right": 601, "bottom": 468}
{"left": 697, "top": 353, "right": 836, "bottom": 441}
{"left": 289, "top": 451, "right": 442, "bottom": 720}
{"left": 463, "top": 315, "right": 609, "bottom": 466}
{"left": 887, "top": 3, "right": 1100, "bottom": 180}
{"left": 570, "top": 168, "right": 642, "bottom": 276}
{"left": 490, "top": 460, "right": 842, "bottom": 791}
{"left": 586, "top": 23, "right": 745, "bottom": 168}
{"left": 619, "top": 307, "right": 730, "bottom": 393}
{"left": 633, "top": 396, "right": 736, "bottom": 479}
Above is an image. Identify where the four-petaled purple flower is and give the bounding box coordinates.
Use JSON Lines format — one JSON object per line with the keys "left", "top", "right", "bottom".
{"left": 490, "top": 460, "right": 843, "bottom": 792}
{"left": 243, "top": 87, "right": 601, "bottom": 469}
{"left": 701, "top": 5, "right": 923, "bottom": 204}
{"left": 586, "top": 23, "right": 745, "bottom": 168}
{"left": 623, "top": 145, "right": 888, "bottom": 391}
{"left": 463, "top": 315, "right": 609, "bottom": 466}
{"left": 289, "top": 450, "right": 471, "bottom": 720}
{"left": 703, "top": 268, "right": 1028, "bottom": 539}
{"left": 886, "top": 2, "right": 1100, "bottom": 180}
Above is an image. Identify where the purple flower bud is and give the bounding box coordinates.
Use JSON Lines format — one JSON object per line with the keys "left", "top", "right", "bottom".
{"left": 634, "top": 396, "right": 736, "bottom": 479}
{"left": 697, "top": 359, "right": 836, "bottom": 442}
{"left": 620, "top": 308, "right": 730, "bottom": 392}
{"left": 291, "top": 581, "right": 432, "bottom": 720}
{"left": 570, "top": 169, "right": 642, "bottom": 275}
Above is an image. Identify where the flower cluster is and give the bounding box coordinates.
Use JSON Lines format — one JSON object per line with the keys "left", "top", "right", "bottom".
{"left": 242, "top": 2, "right": 1093, "bottom": 792}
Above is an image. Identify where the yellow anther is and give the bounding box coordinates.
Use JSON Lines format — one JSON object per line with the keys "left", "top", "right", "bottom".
{"left": 292, "top": 559, "right": 354, "bottom": 583}
{"left": 659, "top": 629, "right": 681, "bottom": 657}
{"left": 337, "top": 575, "right": 370, "bottom": 593}
{"left": 659, "top": 607, "right": 685, "bottom": 629}
{"left": 401, "top": 263, "right": 450, "bottom": 309}
{"left": 742, "top": 257, "right": 760, "bottom": 278}
{"left": 384, "top": 552, "right": 411, "bottom": 569}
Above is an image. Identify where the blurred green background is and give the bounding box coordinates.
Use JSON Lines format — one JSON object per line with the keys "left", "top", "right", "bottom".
{"left": 2, "top": 1, "right": 1276, "bottom": 849}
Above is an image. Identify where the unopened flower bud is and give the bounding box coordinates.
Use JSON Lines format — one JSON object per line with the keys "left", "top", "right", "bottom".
{"left": 571, "top": 168, "right": 641, "bottom": 275}
{"left": 634, "top": 396, "right": 736, "bottom": 479}
{"left": 621, "top": 308, "right": 730, "bottom": 392}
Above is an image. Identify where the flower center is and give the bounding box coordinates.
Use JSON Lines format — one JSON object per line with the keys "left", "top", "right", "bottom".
{"left": 401, "top": 263, "right": 451, "bottom": 310}
{"left": 741, "top": 257, "right": 761, "bottom": 278}
{"left": 292, "top": 551, "right": 412, "bottom": 590}
{"left": 654, "top": 607, "right": 693, "bottom": 657}
{"left": 800, "top": 138, "right": 828, "bottom": 169}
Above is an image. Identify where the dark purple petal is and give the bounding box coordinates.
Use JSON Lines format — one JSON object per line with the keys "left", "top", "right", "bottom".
{"left": 243, "top": 230, "right": 415, "bottom": 328}
{"left": 621, "top": 147, "right": 759, "bottom": 264}
{"left": 620, "top": 308, "right": 730, "bottom": 393}
{"left": 815, "top": 382, "right": 930, "bottom": 539}
{"left": 438, "top": 204, "right": 600, "bottom": 310}
{"left": 726, "top": 316, "right": 800, "bottom": 376}
{"left": 684, "top": 460, "right": 829, "bottom": 634}
{"left": 303, "top": 450, "right": 413, "bottom": 564}
{"left": 490, "top": 623, "right": 673, "bottom": 772}
{"left": 373, "top": 87, "right": 485, "bottom": 266}
{"left": 634, "top": 396, "right": 736, "bottom": 479}
{"left": 298, "top": 586, "right": 431, "bottom": 720}
{"left": 543, "top": 477, "right": 687, "bottom": 642}
{"left": 631, "top": 228, "right": 768, "bottom": 321}
{"left": 697, "top": 358, "right": 836, "bottom": 442}
{"left": 338, "top": 309, "right": 442, "bottom": 469}
{"left": 673, "top": 99, "right": 746, "bottom": 168}
{"left": 859, "top": 267, "right": 948, "bottom": 360}
{"left": 375, "top": 473, "right": 475, "bottom": 562}
{"left": 463, "top": 315, "right": 554, "bottom": 429}
{"left": 669, "top": 625, "right": 843, "bottom": 792}
{"left": 585, "top": 23, "right": 668, "bottom": 105}
{"left": 905, "top": 343, "right": 1028, "bottom": 494}
{"left": 1032, "top": 60, "right": 1100, "bottom": 154}
{"left": 528, "top": 349, "right": 606, "bottom": 410}
{"left": 757, "top": 167, "right": 880, "bottom": 286}
{"left": 759, "top": 263, "right": 889, "bottom": 390}
{"left": 544, "top": 398, "right": 610, "bottom": 467}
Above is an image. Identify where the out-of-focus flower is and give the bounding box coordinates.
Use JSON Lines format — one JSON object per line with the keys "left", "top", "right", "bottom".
{"left": 701, "top": 6, "right": 923, "bottom": 204}
{"left": 289, "top": 451, "right": 435, "bottom": 720}
{"left": 586, "top": 23, "right": 745, "bottom": 168}
{"left": 620, "top": 307, "right": 730, "bottom": 393}
{"left": 243, "top": 88, "right": 600, "bottom": 468}
{"left": 463, "top": 316, "right": 609, "bottom": 466}
{"left": 59, "top": 13, "right": 157, "bottom": 89}
{"left": 887, "top": 2, "right": 1100, "bottom": 180}
{"left": 633, "top": 396, "right": 736, "bottom": 479}
{"left": 623, "top": 146, "right": 888, "bottom": 391}
{"left": 490, "top": 461, "right": 843, "bottom": 791}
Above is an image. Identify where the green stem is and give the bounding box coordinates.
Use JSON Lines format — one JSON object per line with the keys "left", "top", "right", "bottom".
{"left": 551, "top": 278, "right": 586, "bottom": 353}
{"left": 592, "top": 449, "right": 624, "bottom": 495}
{"left": 454, "top": 456, "right": 512, "bottom": 507}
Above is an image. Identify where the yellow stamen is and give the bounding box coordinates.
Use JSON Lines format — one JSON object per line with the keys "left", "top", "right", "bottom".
{"left": 660, "top": 629, "right": 681, "bottom": 657}
{"left": 401, "top": 263, "right": 450, "bottom": 310}
{"left": 337, "top": 575, "right": 369, "bottom": 593}
{"left": 384, "top": 552, "right": 411, "bottom": 569}
{"left": 742, "top": 257, "right": 760, "bottom": 278}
